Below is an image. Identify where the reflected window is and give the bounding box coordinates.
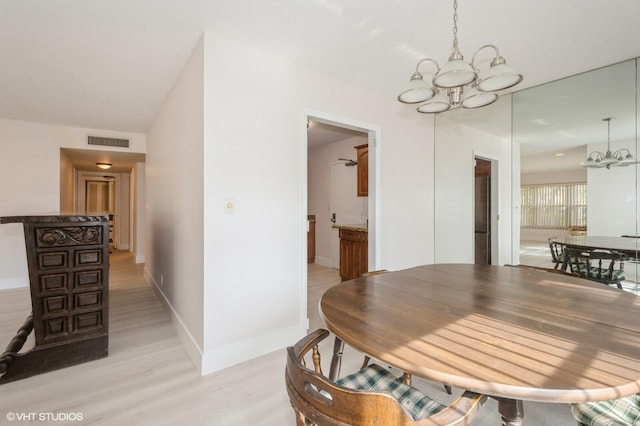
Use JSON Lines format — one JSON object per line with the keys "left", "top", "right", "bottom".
{"left": 521, "top": 183, "right": 586, "bottom": 230}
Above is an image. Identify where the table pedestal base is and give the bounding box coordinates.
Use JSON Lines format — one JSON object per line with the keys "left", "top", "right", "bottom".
{"left": 328, "top": 336, "right": 344, "bottom": 382}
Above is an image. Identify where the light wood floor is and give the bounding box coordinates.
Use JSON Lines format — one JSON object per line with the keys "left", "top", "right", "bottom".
{"left": 0, "top": 254, "right": 575, "bottom": 425}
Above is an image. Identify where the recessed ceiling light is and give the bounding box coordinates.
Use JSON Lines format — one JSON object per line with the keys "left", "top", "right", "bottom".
{"left": 554, "top": 153, "right": 564, "bottom": 157}
{"left": 96, "top": 162, "right": 112, "bottom": 169}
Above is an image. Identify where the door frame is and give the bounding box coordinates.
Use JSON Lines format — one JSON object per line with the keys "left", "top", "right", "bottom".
{"left": 301, "top": 107, "right": 381, "bottom": 330}
{"left": 76, "top": 170, "right": 125, "bottom": 249}
{"left": 473, "top": 152, "right": 500, "bottom": 265}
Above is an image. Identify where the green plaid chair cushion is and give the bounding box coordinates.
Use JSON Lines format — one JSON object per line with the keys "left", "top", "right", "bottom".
{"left": 571, "top": 394, "right": 640, "bottom": 426}
{"left": 336, "top": 363, "right": 446, "bottom": 421}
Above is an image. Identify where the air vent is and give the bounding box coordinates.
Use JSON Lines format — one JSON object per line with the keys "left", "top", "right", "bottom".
{"left": 88, "top": 136, "right": 130, "bottom": 148}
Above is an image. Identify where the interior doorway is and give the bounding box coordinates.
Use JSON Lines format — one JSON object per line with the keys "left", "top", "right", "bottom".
{"left": 85, "top": 180, "right": 114, "bottom": 215}
{"left": 303, "top": 109, "right": 380, "bottom": 330}
{"left": 474, "top": 158, "right": 491, "bottom": 264}
{"left": 85, "top": 178, "right": 116, "bottom": 246}
{"left": 77, "top": 171, "right": 130, "bottom": 250}
{"left": 60, "top": 147, "right": 145, "bottom": 262}
{"left": 474, "top": 156, "right": 499, "bottom": 265}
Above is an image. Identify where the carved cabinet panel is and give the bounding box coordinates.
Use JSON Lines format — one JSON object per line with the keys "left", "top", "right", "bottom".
{"left": 0, "top": 215, "right": 109, "bottom": 383}
{"left": 24, "top": 219, "right": 110, "bottom": 346}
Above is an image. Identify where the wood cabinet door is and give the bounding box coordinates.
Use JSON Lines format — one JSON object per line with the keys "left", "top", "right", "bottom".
{"left": 339, "top": 229, "right": 368, "bottom": 281}
{"left": 355, "top": 144, "right": 368, "bottom": 197}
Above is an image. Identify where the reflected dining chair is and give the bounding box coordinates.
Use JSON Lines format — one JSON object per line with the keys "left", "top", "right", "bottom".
{"left": 564, "top": 247, "right": 626, "bottom": 289}
{"left": 285, "top": 328, "right": 486, "bottom": 426}
{"left": 548, "top": 238, "right": 567, "bottom": 270}
{"left": 571, "top": 394, "right": 640, "bottom": 426}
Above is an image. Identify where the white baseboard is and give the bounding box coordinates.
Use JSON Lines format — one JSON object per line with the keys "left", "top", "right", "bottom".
{"left": 142, "top": 268, "right": 307, "bottom": 378}
{"left": 135, "top": 255, "right": 145, "bottom": 264}
{"left": 201, "top": 323, "right": 305, "bottom": 376}
{"left": 143, "top": 267, "right": 203, "bottom": 372}
{"left": 0, "top": 276, "right": 28, "bottom": 291}
{"left": 314, "top": 256, "right": 332, "bottom": 268}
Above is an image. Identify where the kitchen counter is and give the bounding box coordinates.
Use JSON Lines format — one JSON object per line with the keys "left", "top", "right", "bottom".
{"left": 332, "top": 223, "right": 367, "bottom": 232}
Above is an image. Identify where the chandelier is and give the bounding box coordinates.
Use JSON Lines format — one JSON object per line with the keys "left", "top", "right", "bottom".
{"left": 397, "top": 0, "right": 523, "bottom": 113}
{"left": 583, "top": 117, "right": 637, "bottom": 169}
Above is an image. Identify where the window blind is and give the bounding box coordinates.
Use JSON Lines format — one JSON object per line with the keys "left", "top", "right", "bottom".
{"left": 521, "top": 183, "right": 586, "bottom": 229}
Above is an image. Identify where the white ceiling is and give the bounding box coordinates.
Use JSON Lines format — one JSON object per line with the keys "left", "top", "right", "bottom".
{"left": 3, "top": 1, "right": 640, "bottom": 174}
{"left": 61, "top": 148, "right": 146, "bottom": 173}
{"left": 308, "top": 120, "right": 365, "bottom": 148}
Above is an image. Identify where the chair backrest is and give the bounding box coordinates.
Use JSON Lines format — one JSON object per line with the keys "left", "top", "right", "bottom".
{"left": 565, "top": 247, "right": 625, "bottom": 282}
{"left": 285, "top": 329, "right": 417, "bottom": 426}
{"left": 548, "top": 238, "right": 565, "bottom": 264}
{"left": 286, "top": 329, "right": 486, "bottom": 426}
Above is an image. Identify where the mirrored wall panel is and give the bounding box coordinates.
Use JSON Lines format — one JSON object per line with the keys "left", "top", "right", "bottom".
{"left": 513, "top": 59, "right": 639, "bottom": 293}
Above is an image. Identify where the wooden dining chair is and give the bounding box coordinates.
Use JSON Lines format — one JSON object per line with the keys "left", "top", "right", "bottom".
{"left": 548, "top": 238, "right": 567, "bottom": 270}
{"left": 564, "top": 247, "right": 626, "bottom": 289}
{"left": 285, "top": 328, "right": 486, "bottom": 426}
{"left": 571, "top": 394, "right": 640, "bottom": 426}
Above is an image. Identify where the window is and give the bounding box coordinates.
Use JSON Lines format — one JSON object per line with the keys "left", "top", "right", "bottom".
{"left": 521, "top": 183, "right": 586, "bottom": 229}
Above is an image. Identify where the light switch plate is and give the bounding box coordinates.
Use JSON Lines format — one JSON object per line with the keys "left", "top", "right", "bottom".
{"left": 224, "top": 198, "right": 235, "bottom": 214}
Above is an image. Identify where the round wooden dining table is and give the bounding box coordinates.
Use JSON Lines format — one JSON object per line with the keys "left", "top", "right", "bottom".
{"left": 319, "top": 264, "right": 640, "bottom": 426}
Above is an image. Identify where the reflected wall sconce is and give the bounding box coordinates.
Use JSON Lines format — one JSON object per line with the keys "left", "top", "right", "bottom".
{"left": 96, "top": 162, "right": 112, "bottom": 170}
{"left": 397, "top": 0, "right": 523, "bottom": 113}
{"left": 583, "top": 118, "right": 638, "bottom": 169}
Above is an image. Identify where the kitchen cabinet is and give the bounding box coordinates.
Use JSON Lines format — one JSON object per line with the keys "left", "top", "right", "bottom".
{"left": 355, "top": 144, "right": 368, "bottom": 197}
{"left": 338, "top": 227, "right": 368, "bottom": 281}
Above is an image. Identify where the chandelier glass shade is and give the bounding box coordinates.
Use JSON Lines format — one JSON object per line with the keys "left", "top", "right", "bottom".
{"left": 397, "top": 0, "right": 523, "bottom": 113}
{"left": 583, "top": 118, "right": 638, "bottom": 169}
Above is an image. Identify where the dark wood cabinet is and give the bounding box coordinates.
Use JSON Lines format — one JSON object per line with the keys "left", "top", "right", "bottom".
{"left": 0, "top": 215, "right": 109, "bottom": 384}
{"left": 355, "top": 144, "right": 368, "bottom": 197}
{"left": 338, "top": 228, "right": 367, "bottom": 281}
{"left": 307, "top": 219, "right": 315, "bottom": 263}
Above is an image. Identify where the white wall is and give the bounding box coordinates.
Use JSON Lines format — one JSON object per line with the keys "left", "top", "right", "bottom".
{"left": 193, "top": 32, "right": 434, "bottom": 374}
{"left": 521, "top": 169, "right": 586, "bottom": 185}
{"left": 434, "top": 111, "right": 513, "bottom": 265}
{"left": 0, "top": 118, "right": 145, "bottom": 290}
{"left": 586, "top": 138, "right": 639, "bottom": 236}
{"left": 145, "top": 37, "right": 205, "bottom": 369}
{"left": 134, "top": 162, "right": 146, "bottom": 263}
{"left": 59, "top": 149, "right": 75, "bottom": 213}
{"left": 308, "top": 135, "right": 368, "bottom": 267}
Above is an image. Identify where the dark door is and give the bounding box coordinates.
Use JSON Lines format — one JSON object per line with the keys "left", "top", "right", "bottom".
{"left": 475, "top": 159, "right": 491, "bottom": 265}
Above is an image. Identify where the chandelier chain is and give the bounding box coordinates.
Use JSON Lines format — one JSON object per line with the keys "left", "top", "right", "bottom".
{"left": 452, "top": 0, "right": 459, "bottom": 51}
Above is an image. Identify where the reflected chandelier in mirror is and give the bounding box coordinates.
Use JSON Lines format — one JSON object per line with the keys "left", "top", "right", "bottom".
{"left": 583, "top": 117, "right": 638, "bottom": 169}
